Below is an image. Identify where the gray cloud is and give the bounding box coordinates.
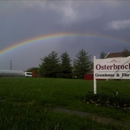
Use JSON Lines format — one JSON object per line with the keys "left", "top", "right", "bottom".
{"left": 106, "top": 19, "right": 130, "bottom": 30}
{"left": 0, "top": 1, "right": 130, "bottom": 70}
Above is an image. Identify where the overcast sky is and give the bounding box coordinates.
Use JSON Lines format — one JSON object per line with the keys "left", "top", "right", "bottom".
{"left": 0, "top": 0, "right": 130, "bottom": 71}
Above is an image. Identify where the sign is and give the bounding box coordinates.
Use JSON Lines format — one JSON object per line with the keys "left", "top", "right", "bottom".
{"left": 94, "top": 56, "right": 130, "bottom": 79}
{"left": 93, "top": 56, "right": 130, "bottom": 94}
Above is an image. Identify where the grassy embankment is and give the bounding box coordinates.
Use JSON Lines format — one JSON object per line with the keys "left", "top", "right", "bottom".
{"left": 0, "top": 78, "right": 130, "bottom": 129}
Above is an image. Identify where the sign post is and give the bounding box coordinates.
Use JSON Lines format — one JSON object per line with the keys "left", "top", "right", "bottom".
{"left": 93, "top": 56, "right": 97, "bottom": 94}
{"left": 93, "top": 56, "right": 130, "bottom": 94}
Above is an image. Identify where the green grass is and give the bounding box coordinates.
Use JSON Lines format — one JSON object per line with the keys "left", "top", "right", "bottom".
{"left": 0, "top": 78, "right": 130, "bottom": 129}
{"left": 1, "top": 102, "right": 124, "bottom": 130}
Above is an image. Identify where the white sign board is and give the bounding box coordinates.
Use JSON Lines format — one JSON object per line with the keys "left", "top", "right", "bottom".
{"left": 94, "top": 56, "right": 130, "bottom": 79}
{"left": 93, "top": 56, "right": 130, "bottom": 94}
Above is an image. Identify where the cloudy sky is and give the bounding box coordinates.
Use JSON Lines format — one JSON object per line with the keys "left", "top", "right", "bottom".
{"left": 0, "top": 0, "right": 130, "bottom": 71}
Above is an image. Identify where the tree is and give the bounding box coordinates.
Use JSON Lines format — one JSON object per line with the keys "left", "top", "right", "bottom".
{"left": 73, "top": 49, "right": 91, "bottom": 78}
{"left": 122, "top": 48, "right": 130, "bottom": 57}
{"left": 60, "top": 52, "right": 72, "bottom": 78}
{"left": 26, "top": 67, "right": 39, "bottom": 73}
{"left": 100, "top": 52, "right": 107, "bottom": 59}
{"left": 39, "top": 51, "right": 60, "bottom": 77}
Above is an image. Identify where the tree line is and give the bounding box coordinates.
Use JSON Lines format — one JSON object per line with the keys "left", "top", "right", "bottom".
{"left": 27, "top": 49, "right": 92, "bottom": 79}
{"left": 27, "top": 48, "right": 129, "bottom": 79}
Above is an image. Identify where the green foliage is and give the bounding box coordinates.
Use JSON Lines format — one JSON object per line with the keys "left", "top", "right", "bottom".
{"left": 60, "top": 52, "right": 72, "bottom": 78}
{"left": 100, "top": 52, "right": 107, "bottom": 59}
{"left": 39, "top": 51, "right": 60, "bottom": 77}
{"left": 38, "top": 49, "right": 92, "bottom": 79}
{"left": 39, "top": 51, "right": 72, "bottom": 78}
{"left": 74, "top": 49, "right": 92, "bottom": 78}
{"left": 122, "top": 48, "right": 130, "bottom": 57}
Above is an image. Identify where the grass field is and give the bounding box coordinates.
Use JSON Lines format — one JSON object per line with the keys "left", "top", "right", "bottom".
{"left": 0, "top": 78, "right": 130, "bottom": 129}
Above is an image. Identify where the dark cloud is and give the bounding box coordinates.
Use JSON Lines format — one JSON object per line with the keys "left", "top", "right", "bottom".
{"left": 0, "top": 1, "right": 130, "bottom": 70}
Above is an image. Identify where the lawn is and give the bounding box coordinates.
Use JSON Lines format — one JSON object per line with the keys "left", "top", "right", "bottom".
{"left": 0, "top": 78, "right": 130, "bottom": 129}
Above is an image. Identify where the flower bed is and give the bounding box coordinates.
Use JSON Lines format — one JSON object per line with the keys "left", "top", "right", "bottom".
{"left": 85, "top": 92, "right": 130, "bottom": 110}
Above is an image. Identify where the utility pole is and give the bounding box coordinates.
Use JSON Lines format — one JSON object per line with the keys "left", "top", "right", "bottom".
{"left": 10, "top": 60, "right": 12, "bottom": 70}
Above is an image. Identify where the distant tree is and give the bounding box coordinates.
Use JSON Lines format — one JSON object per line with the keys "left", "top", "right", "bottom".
{"left": 60, "top": 52, "right": 72, "bottom": 78}
{"left": 26, "top": 67, "right": 39, "bottom": 73}
{"left": 100, "top": 52, "right": 107, "bottom": 59}
{"left": 39, "top": 51, "right": 60, "bottom": 77}
{"left": 122, "top": 48, "right": 130, "bottom": 57}
{"left": 73, "top": 49, "right": 91, "bottom": 79}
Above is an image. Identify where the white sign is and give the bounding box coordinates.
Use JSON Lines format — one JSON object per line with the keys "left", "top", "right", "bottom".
{"left": 94, "top": 56, "right": 130, "bottom": 79}
{"left": 93, "top": 56, "right": 130, "bottom": 94}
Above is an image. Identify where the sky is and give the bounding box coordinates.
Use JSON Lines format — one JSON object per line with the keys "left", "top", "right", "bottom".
{"left": 0, "top": 0, "right": 130, "bottom": 71}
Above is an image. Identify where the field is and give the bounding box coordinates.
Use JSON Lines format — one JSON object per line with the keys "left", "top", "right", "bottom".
{"left": 0, "top": 78, "right": 130, "bottom": 129}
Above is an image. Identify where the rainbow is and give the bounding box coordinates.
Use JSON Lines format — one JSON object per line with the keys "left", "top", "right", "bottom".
{"left": 0, "top": 32, "right": 129, "bottom": 56}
